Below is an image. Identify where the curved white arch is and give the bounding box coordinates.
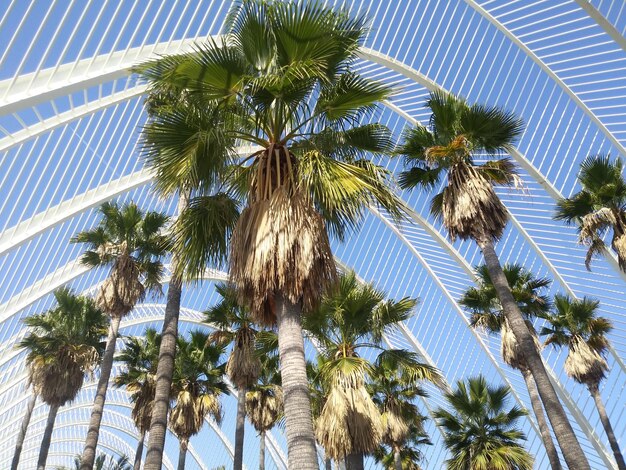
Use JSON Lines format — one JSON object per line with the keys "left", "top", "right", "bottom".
{"left": 573, "top": 0, "right": 626, "bottom": 53}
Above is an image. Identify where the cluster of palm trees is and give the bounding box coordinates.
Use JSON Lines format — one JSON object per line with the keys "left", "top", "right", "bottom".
{"left": 9, "top": 1, "right": 625, "bottom": 469}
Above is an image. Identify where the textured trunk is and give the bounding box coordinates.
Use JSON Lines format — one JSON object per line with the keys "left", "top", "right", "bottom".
{"left": 259, "top": 430, "right": 266, "bottom": 470}
{"left": 80, "top": 314, "right": 122, "bottom": 470}
{"left": 345, "top": 453, "right": 363, "bottom": 470}
{"left": 177, "top": 438, "right": 188, "bottom": 470}
{"left": 325, "top": 457, "right": 332, "bottom": 470}
{"left": 589, "top": 384, "right": 626, "bottom": 470}
{"left": 393, "top": 446, "right": 402, "bottom": 470}
{"left": 521, "top": 368, "right": 562, "bottom": 469}
{"left": 479, "top": 239, "right": 590, "bottom": 470}
{"left": 37, "top": 403, "right": 60, "bottom": 470}
{"left": 275, "top": 295, "right": 319, "bottom": 469}
{"left": 11, "top": 392, "right": 37, "bottom": 470}
{"left": 144, "top": 193, "right": 187, "bottom": 470}
{"left": 134, "top": 428, "right": 146, "bottom": 470}
{"left": 234, "top": 387, "right": 246, "bottom": 470}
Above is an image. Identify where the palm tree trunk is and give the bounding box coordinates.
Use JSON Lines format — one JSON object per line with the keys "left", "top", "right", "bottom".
{"left": 478, "top": 239, "right": 589, "bottom": 470}
{"left": 11, "top": 392, "right": 37, "bottom": 470}
{"left": 275, "top": 294, "right": 319, "bottom": 469}
{"left": 37, "top": 403, "right": 60, "bottom": 470}
{"left": 325, "top": 458, "right": 332, "bottom": 470}
{"left": 234, "top": 387, "right": 246, "bottom": 470}
{"left": 143, "top": 274, "right": 182, "bottom": 470}
{"left": 259, "top": 430, "right": 266, "bottom": 470}
{"left": 177, "top": 438, "right": 188, "bottom": 470}
{"left": 80, "top": 314, "right": 122, "bottom": 470}
{"left": 521, "top": 368, "right": 562, "bottom": 469}
{"left": 144, "top": 192, "right": 187, "bottom": 470}
{"left": 589, "top": 384, "right": 626, "bottom": 470}
{"left": 345, "top": 453, "right": 363, "bottom": 470}
{"left": 134, "top": 429, "right": 146, "bottom": 470}
{"left": 393, "top": 446, "right": 402, "bottom": 470}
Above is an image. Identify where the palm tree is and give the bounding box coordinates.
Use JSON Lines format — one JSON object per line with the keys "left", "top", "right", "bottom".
{"left": 246, "top": 355, "right": 283, "bottom": 470}
{"left": 137, "top": 2, "right": 403, "bottom": 466}
{"left": 304, "top": 272, "right": 441, "bottom": 470}
{"left": 434, "top": 376, "right": 533, "bottom": 470}
{"left": 205, "top": 283, "right": 261, "bottom": 470}
{"left": 397, "top": 90, "right": 589, "bottom": 469}
{"left": 541, "top": 295, "right": 626, "bottom": 470}
{"left": 372, "top": 423, "right": 431, "bottom": 470}
{"left": 72, "top": 201, "right": 168, "bottom": 470}
{"left": 18, "top": 288, "right": 107, "bottom": 470}
{"left": 368, "top": 360, "right": 431, "bottom": 470}
{"left": 137, "top": 59, "right": 241, "bottom": 470}
{"left": 113, "top": 329, "right": 161, "bottom": 470}
{"left": 459, "top": 264, "right": 562, "bottom": 469}
{"left": 58, "top": 453, "right": 132, "bottom": 470}
{"left": 307, "top": 359, "right": 333, "bottom": 470}
{"left": 169, "top": 331, "right": 228, "bottom": 470}
{"left": 555, "top": 155, "right": 626, "bottom": 272}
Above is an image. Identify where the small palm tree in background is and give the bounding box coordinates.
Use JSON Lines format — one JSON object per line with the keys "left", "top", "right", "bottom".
{"left": 72, "top": 201, "right": 168, "bottom": 470}
{"left": 397, "top": 90, "right": 588, "bottom": 469}
{"left": 17, "top": 288, "right": 107, "bottom": 470}
{"left": 459, "top": 264, "right": 562, "bottom": 469}
{"left": 555, "top": 155, "right": 626, "bottom": 272}
{"left": 373, "top": 423, "right": 431, "bottom": 470}
{"left": 246, "top": 355, "right": 283, "bottom": 470}
{"left": 307, "top": 359, "right": 334, "bottom": 470}
{"left": 368, "top": 359, "right": 432, "bottom": 470}
{"left": 305, "top": 271, "right": 440, "bottom": 470}
{"left": 138, "top": 2, "right": 403, "bottom": 466}
{"left": 113, "top": 328, "right": 161, "bottom": 470}
{"left": 57, "top": 453, "right": 132, "bottom": 470}
{"left": 541, "top": 295, "right": 626, "bottom": 470}
{"left": 138, "top": 88, "right": 240, "bottom": 470}
{"left": 434, "top": 376, "right": 533, "bottom": 470}
{"left": 205, "top": 283, "right": 261, "bottom": 470}
{"left": 169, "top": 331, "right": 228, "bottom": 470}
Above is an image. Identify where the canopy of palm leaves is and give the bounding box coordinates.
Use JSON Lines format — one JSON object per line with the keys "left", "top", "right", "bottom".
{"left": 246, "top": 355, "right": 283, "bottom": 433}
{"left": 136, "top": 0, "right": 404, "bottom": 324}
{"left": 434, "top": 376, "right": 533, "bottom": 470}
{"left": 113, "top": 328, "right": 161, "bottom": 433}
{"left": 460, "top": 264, "right": 550, "bottom": 370}
{"left": 205, "top": 283, "right": 261, "bottom": 388}
{"left": 169, "top": 331, "right": 228, "bottom": 444}
{"left": 541, "top": 295, "right": 612, "bottom": 388}
{"left": 58, "top": 453, "right": 132, "bottom": 470}
{"left": 373, "top": 422, "right": 431, "bottom": 470}
{"left": 72, "top": 202, "right": 169, "bottom": 318}
{"left": 397, "top": 90, "right": 524, "bottom": 243}
{"left": 19, "top": 288, "right": 107, "bottom": 407}
{"left": 555, "top": 155, "right": 626, "bottom": 271}
{"left": 305, "top": 271, "right": 439, "bottom": 460}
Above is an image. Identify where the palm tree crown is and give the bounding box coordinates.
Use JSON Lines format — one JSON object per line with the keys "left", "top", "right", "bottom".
{"left": 434, "top": 376, "right": 533, "bottom": 470}
{"left": 19, "top": 288, "right": 107, "bottom": 407}
{"left": 555, "top": 155, "right": 626, "bottom": 271}
{"left": 72, "top": 201, "right": 169, "bottom": 317}
{"left": 397, "top": 90, "right": 523, "bottom": 243}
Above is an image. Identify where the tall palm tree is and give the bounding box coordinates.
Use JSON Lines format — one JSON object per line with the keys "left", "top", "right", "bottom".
{"left": 113, "top": 329, "right": 161, "bottom": 470}
{"left": 555, "top": 155, "right": 626, "bottom": 272}
{"left": 246, "top": 355, "right": 283, "bottom": 470}
{"left": 459, "top": 264, "right": 562, "bottom": 469}
{"left": 170, "top": 331, "right": 228, "bottom": 470}
{"left": 304, "top": 272, "right": 441, "bottom": 470}
{"left": 541, "top": 295, "right": 626, "bottom": 470}
{"left": 18, "top": 288, "right": 107, "bottom": 470}
{"left": 137, "top": 3, "right": 403, "bottom": 466}
{"left": 397, "top": 90, "right": 589, "bottom": 469}
{"left": 372, "top": 423, "right": 431, "bottom": 470}
{"left": 434, "top": 376, "right": 533, "bottom": 470}
{"left": 368, "top": 360, "right": 431, "bottom": 470}
{"left": 138, "top": 86, "right": 241, "bottom": 470}
{"left": 72, "top": 201, "right": 169, "bottom": 470}
{"left": 205, "top": 283, "right": 261, "bottom": 470}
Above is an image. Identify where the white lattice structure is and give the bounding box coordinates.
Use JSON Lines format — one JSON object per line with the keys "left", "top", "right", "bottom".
{"left": 0, "top": 1, "right": 624, "bottom": 468}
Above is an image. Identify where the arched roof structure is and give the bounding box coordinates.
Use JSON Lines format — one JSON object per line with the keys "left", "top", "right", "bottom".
{"left": 0, "top": 1, "right": 624, "bottom": 468}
